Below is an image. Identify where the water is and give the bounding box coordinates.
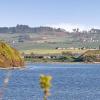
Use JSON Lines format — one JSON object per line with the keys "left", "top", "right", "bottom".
{"left": 0, "top": 63, "right": 100, "bottom": 100}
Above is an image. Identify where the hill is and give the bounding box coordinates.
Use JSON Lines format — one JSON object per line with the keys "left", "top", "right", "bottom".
{"left": 0, "top": 25, "right": 100, "bottom": 50}
{"left": 0, "top": 42, "right": 24, "bottom": 68}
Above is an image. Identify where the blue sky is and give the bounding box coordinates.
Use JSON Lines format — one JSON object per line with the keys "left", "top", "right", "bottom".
{"left": 0, "top": 0, "right": 100, "bottom": 31}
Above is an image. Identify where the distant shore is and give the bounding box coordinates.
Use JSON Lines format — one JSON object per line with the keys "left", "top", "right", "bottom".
{"left": 25, "top": 61, "right": 100, "bottom": 64}
{"left": 0, "top": 61, "right": 99, "bottom": 69}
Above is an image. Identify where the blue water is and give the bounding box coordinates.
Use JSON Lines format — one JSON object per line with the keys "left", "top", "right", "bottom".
{"left": 0, "top": 63, "right": 100, "bottom": 100}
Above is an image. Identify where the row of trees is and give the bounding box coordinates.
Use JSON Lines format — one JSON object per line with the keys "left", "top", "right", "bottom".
{"left": 0, "top": 24, "right": 65, "bottom": 33}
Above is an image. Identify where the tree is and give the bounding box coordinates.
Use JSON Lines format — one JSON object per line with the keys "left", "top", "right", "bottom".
{"left": 40, "top": 74, "right": 52, "bottom": 100}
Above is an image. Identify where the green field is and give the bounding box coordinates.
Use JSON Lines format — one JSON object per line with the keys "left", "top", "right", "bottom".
{"left": 21, "top": 49, "right": 87, "bottom": 54}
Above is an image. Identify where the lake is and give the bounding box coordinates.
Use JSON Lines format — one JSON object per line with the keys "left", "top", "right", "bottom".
{"left": 0, "top": 63, "right": 100, "bottom": 100}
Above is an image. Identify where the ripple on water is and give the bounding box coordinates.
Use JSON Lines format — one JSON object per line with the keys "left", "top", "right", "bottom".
{"left": 0, "top": 63, "right": 100, "bottom": 100}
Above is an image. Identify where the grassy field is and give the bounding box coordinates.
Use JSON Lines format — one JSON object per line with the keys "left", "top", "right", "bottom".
{"left": 20, "top": 49, "right": 88, "bottom": 54}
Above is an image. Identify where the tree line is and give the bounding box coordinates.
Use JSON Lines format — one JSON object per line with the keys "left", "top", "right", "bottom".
{"left": 0, "top": 24, "right": 66, "bottom": 33}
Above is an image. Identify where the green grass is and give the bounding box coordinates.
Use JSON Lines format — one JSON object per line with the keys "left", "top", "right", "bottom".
{"left": 20, "top": 49, "right": 87, "bottom": 54}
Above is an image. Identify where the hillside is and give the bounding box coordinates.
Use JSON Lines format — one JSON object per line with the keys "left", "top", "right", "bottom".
{"left": 0, "top": 42, "right": 24, "bottom": 68}
{"left": 76, "top": 50, "right": 100, "bottom": 62}
{"left": 0, "top": 25, "right": 100, "bottom": 50}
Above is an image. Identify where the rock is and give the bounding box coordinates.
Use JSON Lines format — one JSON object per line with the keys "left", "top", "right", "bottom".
{"left": 0, "top": 42, "right": 24, "bottom": 68}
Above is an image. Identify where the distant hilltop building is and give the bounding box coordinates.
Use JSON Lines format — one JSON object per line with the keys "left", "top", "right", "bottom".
{"left": 90, "top": 28, "right": 100, "bottom": 33}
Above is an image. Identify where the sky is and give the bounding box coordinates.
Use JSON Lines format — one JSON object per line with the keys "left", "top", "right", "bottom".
{"left": 0, "top": 0, "right": 100, "bottom": 31}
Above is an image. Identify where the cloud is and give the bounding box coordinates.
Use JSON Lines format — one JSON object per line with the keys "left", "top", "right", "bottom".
{"left": 45, "top": 23, "right": 100, "bottom": 32}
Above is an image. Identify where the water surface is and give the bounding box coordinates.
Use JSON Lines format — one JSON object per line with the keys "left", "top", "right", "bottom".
{"left": 0, "top": 63, "right": 100, "bottom": 100}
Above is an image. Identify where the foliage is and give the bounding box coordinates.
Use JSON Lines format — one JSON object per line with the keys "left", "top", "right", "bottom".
{"left": 0, "top": 24, "right": 65, "bottom": 33}
{"left": 76, "top": 50, "right": 100, "bottom": 62}
{"left": 0, "top": 42, "right": 24, "bottom": 67}
{"left": 40, "top": 74, "right": 52, "bottom": 100}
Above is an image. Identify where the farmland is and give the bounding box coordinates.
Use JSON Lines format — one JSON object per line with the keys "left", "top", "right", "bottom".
{"left": 21, "top": 49, "right": 87, "bottom": 54}
{"left": 0, "top": 32, "right": 100, "bottom": 51}
{"left": 0, "top": 25, "right": 100, "bottom": 51}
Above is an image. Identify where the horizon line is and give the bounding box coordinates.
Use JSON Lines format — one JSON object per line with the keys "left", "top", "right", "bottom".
{"left": 0, "top": 23, "right": 100, "bottom": 32}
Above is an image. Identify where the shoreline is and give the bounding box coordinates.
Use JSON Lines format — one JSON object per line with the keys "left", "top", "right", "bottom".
{"left": 0, "top": 66, "right": 26, "bottom": 70}
{"left": 25, "top": 61, "right": 100, "bottom": 64}
{"left": 0, "top": 62, "right": 100, "bottom": 69}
